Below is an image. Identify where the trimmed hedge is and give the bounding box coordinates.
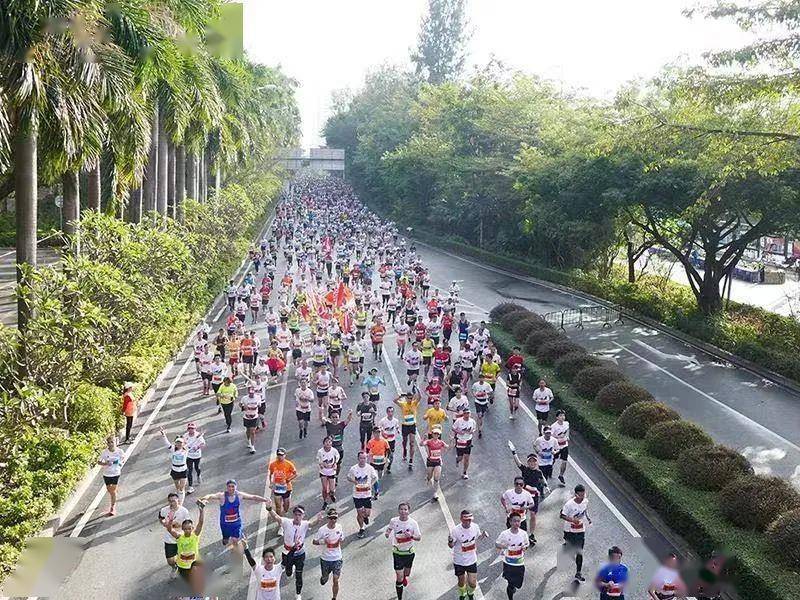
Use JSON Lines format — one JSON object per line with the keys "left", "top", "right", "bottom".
{"left": 523, "top": 328, "right": 563, "bottom": 355}
{"left": 767, "top": 509, "right": 800, "bottom": 567}
{"left": 618, "top": 401, "right": 680, "bottom": 438}
{"left": 645, "top": 420, "right": 713, "bottom": 459}
{"left": 489, "top": 302, "right": 526, "bottom": 321}
{"left": 719, "top": 475, "right": 800, "bottom": 531}
{"left": 595, "top": 381, "right": 655, "bottom": 414}
{"left": 554, "top": 351, "right": 600, "bottom": 381}
{"left": 511, "top": 315, "right": 549, "bottom": 341}
{"left": 573, "top": 365, "right": 626, "bottom": 399}
{"left": 490, "top": 322, "right": 800, "bottom": 600}
{"left": 677, "top": 445, "right": 752, "bottom": 491}
{"left": 501, "top": 309, "right": 534, "bottom": 331}
{"left": 535, "top": 339, "right": 584, "bottom": 366}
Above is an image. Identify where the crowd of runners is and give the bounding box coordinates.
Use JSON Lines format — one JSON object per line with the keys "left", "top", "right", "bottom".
{"left": 99, "top": 176, "right": 692, "bottom": 600}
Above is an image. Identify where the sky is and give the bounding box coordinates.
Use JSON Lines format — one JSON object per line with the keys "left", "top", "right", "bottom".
{"left": 242, "top": 0, "right": 750, "bottom": 148}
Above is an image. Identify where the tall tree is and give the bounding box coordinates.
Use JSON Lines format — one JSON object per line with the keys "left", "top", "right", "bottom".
{"left": 411, "top": 0, "right": 470, "bottom": 84}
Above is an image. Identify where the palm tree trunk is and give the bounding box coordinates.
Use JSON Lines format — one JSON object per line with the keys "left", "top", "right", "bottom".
{"left": 186, "top": 151, "right": 197, "bottom": 201}
{"left": 61, "top": 171, "right": 80, "bottom": 255}
{"left": 199, "top": 148, "right": 206, "bottom": 203}
{"left": 87, "top": 162, "right": 101, "bottom": 210}
{"left": 175, "top": 145, "right": 185, "bottom": 220}
{"left": 128, "top": 187, "right": 142, "bottom": 223}
{"left": 156, "top": 109, "right": 168, "bottom": 219}
{"left": 14, "top": 111, "right": 38, "bottom": 334}
{"left": 142, "top": 105, "right": 158, "bottom": 213}
{"left": 167, "top": 141, "right": 176, "bottom": 219}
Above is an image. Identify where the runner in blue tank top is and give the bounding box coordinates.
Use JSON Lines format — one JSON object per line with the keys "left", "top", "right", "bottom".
{"left": 200, "top": 480, "right": 270, "bottom": 549}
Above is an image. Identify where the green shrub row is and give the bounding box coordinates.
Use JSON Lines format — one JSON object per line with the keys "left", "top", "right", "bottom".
{"left": 490, "top": 305, "right": 800, "bottom": 600}
{"left": 418, "top": 229, "right": 800, "bottom": 385}
{"left": 0, "top": 172, "right": 283, "bottom": 580}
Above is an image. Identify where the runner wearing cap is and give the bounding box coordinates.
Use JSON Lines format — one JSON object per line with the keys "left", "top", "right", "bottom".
{"left": 199, "top": 480, "right": 270, "bottom": 550}
{"left": 346, "top": 451, "right": 379, "bottom": 538}
{"left": 421, "top": 427, "right": 449, "bottom": 501}
{"left": 452, "top": 408, "right": 477, "bottom": 480}
{"left": 509, "top": 444, "right": 548, "bottom": 545}
{"left": 264, "top": 503, "right": 325, "bottom": 600}
{"left": 312, "top": 508, "right": 345, "bottom": 600}
{"left": 269, "top": 449, "right": 298, "bottom": 516}
{"left": 183, "top": 423, "right": 206, "bottom": 494}
{"left": 448, "top": 510, "right": 489, "bottom": 600}
{"left": 384, "top": 502, "right": 421, "bottom": 600}
{"left": 495, "top": 513, "right": 529, "bottom": 600}
{"left": 160, "top": 427, "right": 188, "bottom": 504}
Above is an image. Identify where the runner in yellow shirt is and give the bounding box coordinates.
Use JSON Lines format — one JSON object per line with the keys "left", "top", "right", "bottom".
{"left": 423, "top": 398, "right": 447, "bottom": 432}
{"left": 217, "top": 378, "right": 238, "bottom": 433}
{"left": 393, "top": 392, "right": 420, "bottom": 469}
{"left": 480, "top": 356, "right": 501, "bottom": 405}
{"left": 421, "top": 335, "right": 435, "bottom": 380}
{"left": 164, "top": 500, "right": 206, "bottom": 595}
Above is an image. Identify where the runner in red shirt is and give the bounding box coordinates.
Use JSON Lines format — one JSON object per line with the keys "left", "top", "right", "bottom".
{"left": 442, "top": 312, "right": 454, "bottom": 344}
{"left": 370, "top": 321, "right": 387, "bottom": 362}
{"left": 506, "top": 346, "right": 524, "bottom": 372}
{"left": 425, "top": 378, "right": 442, "bottom": 406}
{"left": 422, "top": 428, "right": 449, "bottom": 501}
{"left": 414, "top": 317, "right": 427, "bottom": 343}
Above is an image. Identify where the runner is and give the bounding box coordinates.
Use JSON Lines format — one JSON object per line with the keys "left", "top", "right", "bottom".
{"left": 242, "top": 540, "right": 284, "bottom": 600}
{"left": 423, "top": 397, "right": 447, "bottom": 433}
{"left": 505, "top": 363, "right": 522, "bottom": 419}
{"left": 312, "top": 508, "right": 345, "bottom": 600}
{"left": 199, "top": 480, "right": 270, "bottom": 550}
{"left": 98, "top": 436, "right": 126, "bottom": 516}
{"left": 378, "top": 406, "right": 400, "bottom": 474}
{"left": 596, "top": 546, "right": 629, "bottom": 599}
{"left": 317, "top": 436, "right": 340, "bottom": 510}
{"left": 404, "top": 342, "right": 422, "bottom": 388}
{"left": 268, "top": 448, "right": 298, "bottom": 517}
{"left": 183, "top": 423, "right": 205, "bottom": 494}
{"left": 448, "top": 510, "right": 489, "bottom": 600}
{"left": 479, "top": 354, "right": 500, "bottom": 405}
{"left": 384, "top": 502, "right": 422, "bottom": 600}
{"left": 162, "top": 499, "right": 205, "bottom": 596}
{"left": 241, "top": 386, "right": 264, "bottom": 454}
{"left": 323, "top": 409, "right": 353, "bottom": 477}
{"left": 500, "top": 477, "right": 535, "bottom": 531}
{"left": 420, "top": 333, "right": 435, "bottom": 380}
{"left": 560, "top": 484, "right": 591, "bottom": 584}
{"left": 160, "top": 428, "right": 188, "bottom": 504}
{"left": 421, "top": 427, "right": 448, "bottom": 501}
{"left": 294, "top": 379, "right": 314, "bottom": 439}
{"left": 394, "top": 392, "right": 420, "bottom": 469}
{"left": 551, "top": 409, "right": 571, "bottom": 486}
{"left": 216, "top": 376, "right": 238, "bottom": 433}
{"left": 315, "top": 365, "right": 332, "bottom": 423}
{"left": 495, "top": 513, "right": 529, "bottom": 600}
{"left": 346, "top": 451, "right": 379, "bottom": 538}
{"left": 471, "top": 373, "right": 492, "bottom": 438}
{"left": 452, "top": 408, "right": 477, "bottom": 479}
{"left": 509, "top": 444, "right": 548, "bottom": 544}
{"left": 346, "top": 331, "right": 365, "bottom": 385}
{"left": 370, "top": 319, "right": 387, "bottom": 362}
{"left": 357, "top": 391, "right": 377, "bottom": 449}
{"left": 393, "top": 319, "right": 409, "bottom": 358}
{"left": 534, "top": 425, "right": 558, "bottom": 482}
{"left": 365, "top": 426, "right": 390, "bottom": 498}
{"left": 533, "top": 379, "right": 554, "bottom": 434}
{"left": 648, "top": 553, "right": 686, "bottom": 599}
{"left": 264, "top": 504, "right": 324, "bottom": 600}
{"left": 158, "top": 491, "right": 190, "bottom": 574}
{"left": 362, "top": 367, "right": 385, "bottom": 403}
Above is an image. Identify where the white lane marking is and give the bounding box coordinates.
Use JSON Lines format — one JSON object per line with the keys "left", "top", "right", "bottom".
{"left": 383, "top": 345, "right": 486, "bottom": 600}
{"left": 69, "top": 356, "right": 195, "bottom": 538}
{"left": 496, "top": 376, "right": 642, "bottom": 539}
{"left": 632, "top": 339, "right": 698, "bottom": 366}
{"left": 246, "top": 364, "right": 290, "bottom": 597}
{"left": 611, "top": 341, "right": 800, "bottom": 454}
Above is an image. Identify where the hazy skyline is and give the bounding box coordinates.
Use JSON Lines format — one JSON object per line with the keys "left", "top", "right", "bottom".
{"left": 243, "top": 1, "right": 749, "bottom": 147}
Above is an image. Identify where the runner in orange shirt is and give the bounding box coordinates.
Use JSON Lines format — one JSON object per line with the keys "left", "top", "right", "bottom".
{"left": 365, "top": 427, "right": 390, "bottom": 499}
{"left": 268, "top": 448, "right": 298, "bottom": 517}
{"left": 240, "top": 335, "right": 255, "bottom": 377}
{"left": 370, "top": 320, "right": 387, "bottom": 362}
{"left": 226, "top": 335, "right": 241, "bottom": 379}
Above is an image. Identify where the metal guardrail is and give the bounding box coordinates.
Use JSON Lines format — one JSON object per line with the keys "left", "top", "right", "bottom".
{"left": 543, "top": 305, "right": 624, "bottom": 330}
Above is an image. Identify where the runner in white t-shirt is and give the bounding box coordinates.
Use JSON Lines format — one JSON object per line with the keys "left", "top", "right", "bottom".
{"left": 648, "top": 553, "right": 686, "bottom": 599}
{"left": 312, "top": 508, "right": 345, "bottom": 600}
{"left": 264, "top": 503, "right": 324, "bottom": 600}
{"left": 384, "top": 502, "right": 422, "bottom": 600}
{"left": 346, "top": 451, "right": 379, "bottom": 539}
{"left": 532, "top": 379, "right": 553, "bottom": 434}
{"left": 242, "top": 540, "right": 284, "bottom": 600}
{"left": 158, "top": 492, "right": 190, "bottom": 572}
{"left": 560, "top": 484, "right": 591, "bottom": 584}
{"left": 294, "top": 380, "right": 314, "bottom": 440}
{"left": 317, "top": 437, "right": 341, "bottom": 510}
{"left": 448, "top": 510, "right": 489, "bottom": 600}
{"left": 98, "top": 436, "right": 126, "bottom": 516}
{"left": 495, "top": 513, "right": 529, "bottom": 599}
{"left": 550, "top": 410, "right": 570, "bottom": 486}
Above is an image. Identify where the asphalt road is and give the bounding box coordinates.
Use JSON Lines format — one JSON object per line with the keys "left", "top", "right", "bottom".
{"left": 418, "top": 242, "right": 800, "bottom": 485}
{"left": 5, "top": 223, "right": 709, "bottom": 600}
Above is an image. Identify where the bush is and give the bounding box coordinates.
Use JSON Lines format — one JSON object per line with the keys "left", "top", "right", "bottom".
{"left": 535, "top": 339, "right": 584, "bottom": 366}
{"left": 719, "top": 474, "right": 800, "bottom": 531}
{"left": 523, "top": 328, "right": 565, "bottom": 355}
{"left": 644, "top": 420, "right": 713, "bottom": 459}
{"left": 573, "top": 365, "right": 626, "bottom": 399}
{"left": 554, "top": 352, "right": 601, "bottom": 382}
{"left": 490, "top": 303, "right": 527, "bottom": 321}
{"left": 500, "top": 309, "right": 533, "bottom": 330}
{"left": 511, "top": 315, "right": 549, "bottom": 342}
{"left": 595, "top": 381, "right": 655, "bottom": 414}
{"left": 677, "top": 444, "right": 752, "bottom": 491}
{"left": 767, "top": 509, "right": 800, "bottom": 567}
{"left": 618, "top": 401, "right": 680, "bottom": 439}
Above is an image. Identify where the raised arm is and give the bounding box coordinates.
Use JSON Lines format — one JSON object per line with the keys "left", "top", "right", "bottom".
{"left": 194, "top": 504, "right": 206, "bottom": 536}
{"left": 238, "top": 491, "right": 270, "bottom": 503}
